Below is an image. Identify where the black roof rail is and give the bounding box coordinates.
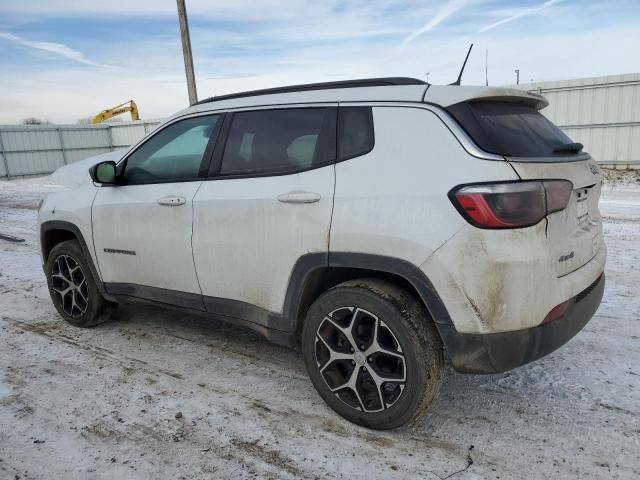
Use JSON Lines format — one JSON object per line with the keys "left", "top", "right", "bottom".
{"left": 195, "top": 77, "right": 427, "bottom": 105}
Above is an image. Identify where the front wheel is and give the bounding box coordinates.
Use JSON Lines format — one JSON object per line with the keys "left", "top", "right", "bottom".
{"left": 302, "top": 279, "right": 443, "bottom": 430}
{"left": 45, "top": 240, "right": 110, "bottom": 327}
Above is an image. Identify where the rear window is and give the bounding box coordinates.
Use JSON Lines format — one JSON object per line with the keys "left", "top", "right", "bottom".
{"left": 447, "top": 101, "right": 576, "bottom": 159}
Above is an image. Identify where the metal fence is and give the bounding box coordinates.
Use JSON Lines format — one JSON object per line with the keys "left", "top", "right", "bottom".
{"left": 516, "top": 73, "right": 640, "bottom": 168}
{"left": 0, "top": 120, "right": 162, "bottom": 179}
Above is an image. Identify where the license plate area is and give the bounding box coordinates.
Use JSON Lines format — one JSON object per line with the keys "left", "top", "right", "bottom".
{"left": 576, "top": 188, "right": 590, "bottom": 224}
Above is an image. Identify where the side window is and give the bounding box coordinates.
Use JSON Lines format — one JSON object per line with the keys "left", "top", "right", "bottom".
{"left": 338, "top": 107, "right": 374, "bottom": 161}
{"left": 220, "top": 108, "right": 336, "bottom": 176}
{"left": 123, "top": 115, "right": 219, "bottom": 184}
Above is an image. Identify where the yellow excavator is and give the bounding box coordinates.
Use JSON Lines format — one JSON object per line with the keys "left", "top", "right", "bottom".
{"left": 91, "top": 100, "right": 140, "bottom": 124}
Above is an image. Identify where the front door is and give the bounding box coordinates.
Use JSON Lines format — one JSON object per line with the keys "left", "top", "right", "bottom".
{"left": 192, "top": 107, "right": 337, "bottom": 327}
{"left": 92, "top": 114, "right": 221, "bottom": 308}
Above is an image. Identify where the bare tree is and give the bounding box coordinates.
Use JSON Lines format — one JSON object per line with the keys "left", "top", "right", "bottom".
{"left": 22, "top": 117, "right": 52, "bottom": 125}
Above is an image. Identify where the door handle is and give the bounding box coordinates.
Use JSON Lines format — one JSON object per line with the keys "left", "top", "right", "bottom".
{"left": 277, "top": 191, "right": 321, "bottom": 204}
{"left": 157, "top": 195, "right": 186, "bottom": 206}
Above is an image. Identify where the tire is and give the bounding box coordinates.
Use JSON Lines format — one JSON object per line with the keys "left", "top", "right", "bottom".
{"left": 302, "top": 278, "right": 443, "bottom": 430}
{"left": 45, "top": 240, "right": 110, "bottom": 327}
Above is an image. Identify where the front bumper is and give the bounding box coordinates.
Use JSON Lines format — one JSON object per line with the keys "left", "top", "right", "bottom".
{"left": 439, "top": 273, "right": 605, "bottom": 374}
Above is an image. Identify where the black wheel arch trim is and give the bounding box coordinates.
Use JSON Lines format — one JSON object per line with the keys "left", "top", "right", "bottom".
{"left": 326, "top": 252, "right": 454, "bottom": 327}
{"left": 280, "top": 251, "right": 455, "bottom": 334}
{"left": 285, "top": 251, "right": 455, "bottom": 350}
{"left": 40, "top": 220, "right": 112, "bottom": 300}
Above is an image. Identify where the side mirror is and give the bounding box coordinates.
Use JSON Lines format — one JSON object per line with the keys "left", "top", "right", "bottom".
{"left": 90, "top": 161, "right": 117, "bottom": 184}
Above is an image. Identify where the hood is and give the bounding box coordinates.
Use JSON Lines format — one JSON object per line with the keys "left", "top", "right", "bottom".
{"left": 46, "top": 149, "right": 127, "bottom": 189}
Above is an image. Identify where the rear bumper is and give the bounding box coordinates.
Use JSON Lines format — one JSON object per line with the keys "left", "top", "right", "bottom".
{"left": 439, "top": 273, "right": 605, "bottom": 374}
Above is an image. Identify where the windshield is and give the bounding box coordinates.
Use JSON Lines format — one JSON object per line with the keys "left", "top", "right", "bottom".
{"left": 447, "top": 101, "right": 579, "bottom": 159}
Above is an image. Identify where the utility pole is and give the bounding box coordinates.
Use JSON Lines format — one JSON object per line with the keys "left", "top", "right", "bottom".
{"left": 515, "top": 69, "right": 520, "bottom": 85}
{"left": 425, "top": 72, "right": 430, "bottom": 83}
{"left": 485, "top": 50, "right": 488, "bottom": 86}
{"left": 176, "top": 0, "right": 198, "bottom": 105}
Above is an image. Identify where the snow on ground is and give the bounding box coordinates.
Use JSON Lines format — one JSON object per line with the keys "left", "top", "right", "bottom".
{"left": 0, "top": 174, "right": 638, "bottom": 480}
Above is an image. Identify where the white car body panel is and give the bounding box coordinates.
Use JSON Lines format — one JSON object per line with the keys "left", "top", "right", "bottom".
{"left": 38, "top": 181, "right": 98, "bottom": 268}
{"left": 92, "top": 182, "right": 203, "bottom": 294}
{"left": 421, "top": 222, "right": 606, "bottom": 334}
{"left": 330, "top": 105, "right": 518, "bottom": 266}
{"left": 509, "top": 158, "right": 604, "bottom": 277}
{"left": 421, "top": 157, "right": 605, "bottom": 334}
{"left": 45, "top": 149, "right": 127, "bottom": 190}
{"left": 192, "top": 166, "right": 334, "bottom": 313}
{"left": 423, "top": 85, "right": 548, "bottom": 110}
{"left": 37, "top": 82, "right": 606, "bottom": 356}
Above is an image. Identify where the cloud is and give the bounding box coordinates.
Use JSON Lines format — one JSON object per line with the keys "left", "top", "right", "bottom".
{"left": 1, "top": 1, "right": 639, "bottom": 123}
{"left": 401, "top": 0, "right": 472, "bottom": 47}
{"left": 479, "top": 0, "right": 564, "bottom": 33}
{"left": 0, "top": 31, "right": 113, "bottom": 67}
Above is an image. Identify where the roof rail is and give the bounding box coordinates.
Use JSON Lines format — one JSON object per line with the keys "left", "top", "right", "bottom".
{"left": 195, "top": 77, "right": 427, "bottom": 104}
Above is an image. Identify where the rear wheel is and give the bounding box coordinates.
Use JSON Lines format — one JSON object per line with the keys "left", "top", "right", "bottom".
{"left": 302, "top": 279, "right": 443, "bottom": 429}
{"left": 45, "top": 240, "right": 110, "bottom": 327}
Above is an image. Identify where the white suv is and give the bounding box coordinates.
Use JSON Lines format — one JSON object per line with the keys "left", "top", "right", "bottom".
{"left": 39, "top": 78, "right": 606, "bottom": 429}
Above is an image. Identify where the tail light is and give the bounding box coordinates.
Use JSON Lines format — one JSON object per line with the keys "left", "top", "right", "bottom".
{"left": 449, "top": 180, "right": 573, "bottom": 229}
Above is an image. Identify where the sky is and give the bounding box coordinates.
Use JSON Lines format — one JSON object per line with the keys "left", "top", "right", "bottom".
{"left": 0, "top": 0, "right": 639, "bottom": 124}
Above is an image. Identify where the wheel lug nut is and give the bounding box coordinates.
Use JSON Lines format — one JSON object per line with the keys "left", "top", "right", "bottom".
{"left": 360, "top": 345, "right": 365, "bottom": 350}
{"left": 350, "top": 347, "right": 354, "bottom": 353}
{"left": 368, "top": 357, "right": 373, "bottom": 363}
{"left": 361, "top": 366, "right": 367, "bottom": 372}
{"left": 351, "top": 360, "right": 356, "bottom": 365}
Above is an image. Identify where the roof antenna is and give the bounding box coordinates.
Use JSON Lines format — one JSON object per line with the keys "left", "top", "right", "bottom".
{"left": 450, "top": 43, "right": 473, "bottom": 86}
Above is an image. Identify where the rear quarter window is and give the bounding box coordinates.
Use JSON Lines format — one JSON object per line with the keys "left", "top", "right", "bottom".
{"left": 447, "top": 101, "right": 577, "bottom": 159}
{"left": 338, "top": 107, "right": 374, "bottom": 161}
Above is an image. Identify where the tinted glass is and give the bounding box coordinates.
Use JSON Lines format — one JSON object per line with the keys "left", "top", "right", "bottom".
{"left": 447, "top": 101, "right": 575, "bottom": 159}
{"left": 124, "top": 115, "right": 219, "bottom": 184}
{"left": 220, "top": 108, "right": 335, "bottom": 175}
{"left": 339, "top": 107, "right": 374, "bottom": 160}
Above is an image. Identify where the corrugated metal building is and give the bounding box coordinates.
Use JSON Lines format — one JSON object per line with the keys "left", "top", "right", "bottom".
{"left": 0, "top": 121, "right": 161, "bottom": 178}
{"left": 516, "top": 73, "right": 640, "bottom": 168}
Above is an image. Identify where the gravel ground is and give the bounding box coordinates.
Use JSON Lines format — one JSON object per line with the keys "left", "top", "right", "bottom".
{"left": 0, "top": 175, "right": 638, "bottom": 480}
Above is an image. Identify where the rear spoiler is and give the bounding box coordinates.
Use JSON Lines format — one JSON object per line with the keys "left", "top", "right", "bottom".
{"left": 424, "top": 85, "right": 549, "bottom": 111}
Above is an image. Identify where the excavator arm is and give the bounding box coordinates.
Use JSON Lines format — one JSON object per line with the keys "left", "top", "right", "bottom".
{"left": 91, "top": 100, "right": 140, "bottom": 124}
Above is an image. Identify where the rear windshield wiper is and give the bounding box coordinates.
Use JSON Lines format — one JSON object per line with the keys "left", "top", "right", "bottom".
{"left": 553, "top": 142, "right": 583, "bottom": 153}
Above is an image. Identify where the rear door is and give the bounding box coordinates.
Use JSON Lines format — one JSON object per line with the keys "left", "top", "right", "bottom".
{"left": 192, "top": 106, "right": 337, "bottom": 327}
{"left": 92, "top": 114, "right": 221, "bottom": 306}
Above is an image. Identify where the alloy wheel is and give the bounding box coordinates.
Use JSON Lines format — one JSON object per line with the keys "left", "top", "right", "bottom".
{"left": 51, "top": 254, "right": 89, "bottom": 318}
{"left": 314, "top": 307, "right": 406, "bottom": 413}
